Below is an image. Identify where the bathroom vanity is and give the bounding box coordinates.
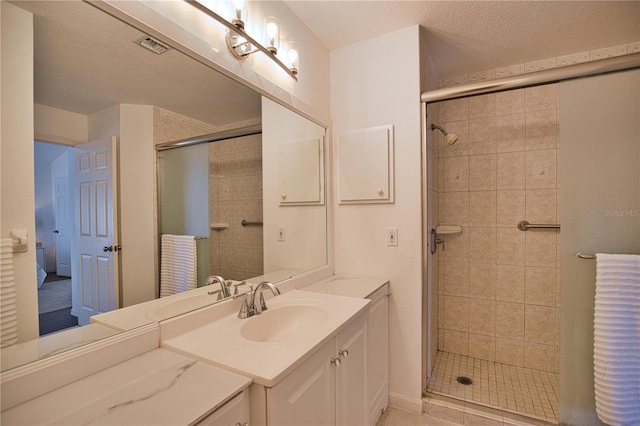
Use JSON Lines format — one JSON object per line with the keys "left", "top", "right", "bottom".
{"left": 0, "top": 275, "right": 388, "bottom": 426}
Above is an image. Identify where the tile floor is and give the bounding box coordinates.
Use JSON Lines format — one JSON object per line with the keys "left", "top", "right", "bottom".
{"left": 427, "top": 351, "right": 559, "bottom": 423}
{"left": 376, "top": 406, "right": 460, "bottom": 426}
{"left": 376, "top": 402, "right": 554, "bottom": 426}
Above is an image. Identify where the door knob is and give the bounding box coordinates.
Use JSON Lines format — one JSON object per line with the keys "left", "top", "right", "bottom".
{"left": 103, "top": 245, "right": 121, "bottom": 252}
{"left": 53, "top": 230, "right": 59, "bottom": 234}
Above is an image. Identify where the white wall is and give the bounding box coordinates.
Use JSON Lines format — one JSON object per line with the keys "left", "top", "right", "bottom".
{"left": 34, "top": 104, "right": 88, "bottom": 145}
{"left": 331, "top": 26, "right": 425, "bottom": 410}
{"left": 0, "top": 2, "right": 38, "bottom": 342}
{"left": 119, "top": 105, "right": 156, "bottom": 306}
{"left": 262, "top": 97, "right": 327, "bottom": 275}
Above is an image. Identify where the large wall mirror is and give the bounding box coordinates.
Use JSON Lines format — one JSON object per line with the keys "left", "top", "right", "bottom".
{"left": 2, "top": 1, "right": 327, "bottom": 372}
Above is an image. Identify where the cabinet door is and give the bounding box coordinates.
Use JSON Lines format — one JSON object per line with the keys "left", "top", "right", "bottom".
{"left": 267, "top": 340, "right": 335, "bottom": 426}
{"left": 197, "top": 388, "right": 250, "bottom": 426}
{"left": 367, "top": 285, "right": 389, "bottom": 426}
{"left": 335, "top": 312, "right": 368, "bottom": 426}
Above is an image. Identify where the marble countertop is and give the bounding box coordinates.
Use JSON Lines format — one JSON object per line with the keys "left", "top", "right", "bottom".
{"left": 1, "top": 348, "right": 251, "bottom": 425}
{"left": 298, "top": 274, "right": 389, "bottom": 299}
{"left": 1, "top": 323, "right": 120, "bottom": 372}
{"left": 162, "top": 289, "right": 369, "bottom": 387}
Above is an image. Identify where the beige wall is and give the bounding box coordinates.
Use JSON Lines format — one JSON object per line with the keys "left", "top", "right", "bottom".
{"left": 436, "top": 86, "right": 561, "bottom": 374}
{"left": 559, "top": 69, "right": 639, "bottom": 426}
{"left": 331, "top": 26, "right": 425, "bottom": 410}
{"left": 1, "top": 2, "right": 38, "bottom": 342}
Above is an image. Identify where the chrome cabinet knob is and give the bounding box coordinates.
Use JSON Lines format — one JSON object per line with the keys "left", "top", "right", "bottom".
{"left": 339, "top": 349, "right": 349, "bottom": 359}
{"left": 331, "top": 357, "right": 341, "bottom": 367}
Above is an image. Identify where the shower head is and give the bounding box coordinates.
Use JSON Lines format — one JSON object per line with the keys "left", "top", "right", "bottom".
{"left": 430, "top": 124, "right": 459, "bottom": 145}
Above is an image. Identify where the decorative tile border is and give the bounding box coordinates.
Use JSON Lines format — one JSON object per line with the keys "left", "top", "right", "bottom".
{"left": 440, "top": 41, "right": 640, "bottom": 88}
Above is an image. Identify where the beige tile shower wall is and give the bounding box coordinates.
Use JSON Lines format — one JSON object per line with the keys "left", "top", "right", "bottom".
{"left": 209, "top": 134, "right": 264, "bottom": 281}
{"left": 437, "top": 85, "right": 560, "bottom": 373}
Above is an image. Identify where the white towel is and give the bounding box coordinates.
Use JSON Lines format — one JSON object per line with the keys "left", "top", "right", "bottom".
{"left": 0, "top": 238, "right": 18, "bottom": 348}
{"left": 593, "top": 253, "right": 640, "bottom": 426}
{"left": 160, "top": 234, "right": 198, "bottom": 297}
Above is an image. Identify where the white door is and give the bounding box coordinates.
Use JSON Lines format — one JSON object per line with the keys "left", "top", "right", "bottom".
{"left": 75, "top": 136, "right": 120, "bottom": 325}
{"left": 53, "top": 175, "right": 72, "bottom": 276}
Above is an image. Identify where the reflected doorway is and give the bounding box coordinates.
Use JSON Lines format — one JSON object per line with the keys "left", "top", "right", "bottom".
{"left": 34, "top": 141, "right": 77, "bottom": 335}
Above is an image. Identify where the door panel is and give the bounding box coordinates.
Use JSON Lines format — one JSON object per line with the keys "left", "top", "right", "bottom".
{"left": 74, "top": 137, "right": 120, "bottom": 325}
{"left": 54, "top": 176, "right": 72, "bottom": 276}
{"left": 267, "top": 341, "right": 335, "bottom": 426}
{"left": 335, "top": 313, "right": 368, "bottom": 426}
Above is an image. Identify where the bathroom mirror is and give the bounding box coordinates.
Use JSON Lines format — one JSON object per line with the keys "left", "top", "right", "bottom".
{"left": 2, "top": 0, "right": 326, "bottom": 371}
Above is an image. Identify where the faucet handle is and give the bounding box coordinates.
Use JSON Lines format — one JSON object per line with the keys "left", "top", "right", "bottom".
{"left": 233, "top": 281, "right": 247, "bottom": 296}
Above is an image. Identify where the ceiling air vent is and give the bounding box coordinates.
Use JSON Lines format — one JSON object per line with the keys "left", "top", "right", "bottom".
{"left": 135, "top": 36, "right": 171, "bottom": 55}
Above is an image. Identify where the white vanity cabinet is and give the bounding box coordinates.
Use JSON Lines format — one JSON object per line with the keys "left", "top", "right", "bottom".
{"left": 197, "top": 388, "right": 250, "bottom": 426}
{"left": 366, "top": 285, "right": 389, "bottom": 425}
{"left": 299, "top": 277, "right": 390, "bottom": 425}
{"left": 265, "top": 311, "right": 368, "bottom": 426}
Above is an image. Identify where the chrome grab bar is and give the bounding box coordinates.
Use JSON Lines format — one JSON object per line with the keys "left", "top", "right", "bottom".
{"left": 517, "top": 220, "right": 560, "bottom": 231}
{"left": 241, "top": 220, "right": 263, "bottom": 227}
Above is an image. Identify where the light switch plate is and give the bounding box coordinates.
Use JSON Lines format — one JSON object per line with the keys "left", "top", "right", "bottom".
{"left": 386, "top": 228, "right": 398, "bottom": 246}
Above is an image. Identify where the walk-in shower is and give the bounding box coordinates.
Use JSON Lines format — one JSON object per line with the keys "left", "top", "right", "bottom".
{"left": 422, "top": 53, "right": 640, "bottom": 425}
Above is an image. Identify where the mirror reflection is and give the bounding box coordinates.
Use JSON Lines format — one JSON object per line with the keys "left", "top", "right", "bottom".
{"left": 1, "top": 0, "right": 326, "bottom": 372}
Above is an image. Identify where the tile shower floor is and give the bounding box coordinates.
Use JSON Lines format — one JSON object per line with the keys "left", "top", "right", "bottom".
{"left": 427, "top": 351, "right": 559, "bottom": 424}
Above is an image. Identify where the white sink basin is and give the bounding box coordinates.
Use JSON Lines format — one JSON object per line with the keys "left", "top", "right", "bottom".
{"left": 240, "top": 305, "right": 329, "bottom": 343}
{"left": 162, "top": 289, "right": 370, "bottom": 386}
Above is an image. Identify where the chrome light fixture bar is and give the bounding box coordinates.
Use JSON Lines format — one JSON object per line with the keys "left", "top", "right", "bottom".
{"left": 184, "top": 0, "right": 298, "bottom": 81}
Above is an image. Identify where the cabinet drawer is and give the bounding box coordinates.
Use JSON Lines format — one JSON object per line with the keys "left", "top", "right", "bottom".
{"left": 197, "top": 388, "right": 250, "bottom": 426}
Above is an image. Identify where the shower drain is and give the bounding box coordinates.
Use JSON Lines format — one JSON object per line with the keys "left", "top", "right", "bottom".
{"left": 456, "top": 376, "right": 473, "bottom": 386}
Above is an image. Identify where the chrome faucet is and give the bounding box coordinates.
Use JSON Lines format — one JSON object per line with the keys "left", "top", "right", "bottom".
{"left": 205, "top": 275, "right": 231, "bottom": 298}
{"left": 238, "top": 281, "right": 281, "bottom": 319}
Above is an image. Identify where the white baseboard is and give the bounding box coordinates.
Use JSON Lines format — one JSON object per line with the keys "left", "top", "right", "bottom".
{"left": 388, "top": 391, "right": 423, "bottom": 414}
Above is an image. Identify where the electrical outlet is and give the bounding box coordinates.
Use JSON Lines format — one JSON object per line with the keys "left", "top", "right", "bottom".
{"left": 277, "top": 226, "right": 286, "bottom": 242}
{"left": 386, "top": 228, "right": 398, "bottom": 247}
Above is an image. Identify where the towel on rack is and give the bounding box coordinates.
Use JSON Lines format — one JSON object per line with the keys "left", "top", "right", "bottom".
{"left": 593, "top": 253, "right": 640, "bottom": 426}
{"left": 160, "top": 234, "right": 198, "bottom": 297}
{"left": 0, "top": 238, "right": 18, "bottom": 348}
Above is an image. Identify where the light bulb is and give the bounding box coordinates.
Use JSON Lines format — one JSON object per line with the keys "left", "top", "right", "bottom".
{"left": 231, "top": 0, "right": 246, "bottom": 29}
{"left": 287, "top": 41, "right": 299, "bottom": 75}
{"left": 264, "top": 17, "right": 280, "bottom": 54}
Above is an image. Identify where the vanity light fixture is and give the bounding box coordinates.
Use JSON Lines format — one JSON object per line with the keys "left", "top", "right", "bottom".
{"left": 185, "top": 0, "right": 299, "bottom": 80}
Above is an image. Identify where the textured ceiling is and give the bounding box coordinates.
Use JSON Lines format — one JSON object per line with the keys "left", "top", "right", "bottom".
{"left": 284, "top": 1, "right": 640, "bottom": 79}
{"left": 15, "top": 1, "right": 261, "bottom": 127}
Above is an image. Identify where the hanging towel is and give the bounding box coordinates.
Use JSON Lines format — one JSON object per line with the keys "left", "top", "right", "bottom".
{"left": 0, "top": 238, "right": 18, "bottom": 348}
{"left": 593, "top": 253, "right": 640, "bottom": 426}
{"left": 160, "top": 234, "right": 198, "bottom": 297}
